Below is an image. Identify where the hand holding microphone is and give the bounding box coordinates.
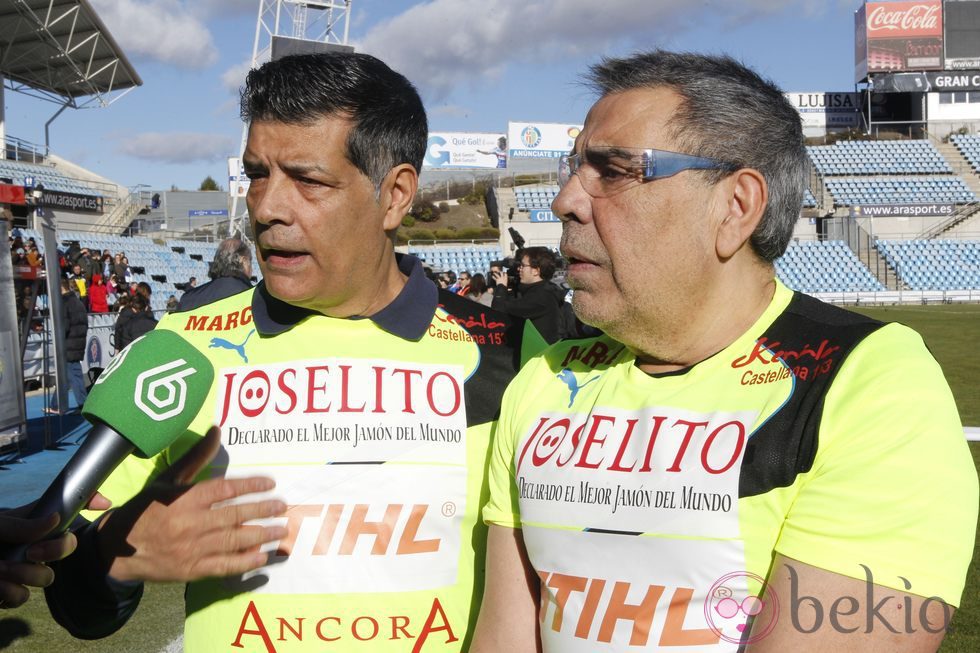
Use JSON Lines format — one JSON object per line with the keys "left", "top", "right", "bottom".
{"left": 2, "top": 329, "right": 285, "bottom": 588}
{"left": 0, "top": 494, "right": 110, "bottom": 609}
{"left": 0, "top": 329, "right": 215, "bottom": 564}
{"left": 81, "top": 329, "right": 286, "bottom": 583}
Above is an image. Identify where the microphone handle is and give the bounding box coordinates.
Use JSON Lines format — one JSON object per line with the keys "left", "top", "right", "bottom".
{"left": 1, "top": 422, "right": 134, "bottom": 562}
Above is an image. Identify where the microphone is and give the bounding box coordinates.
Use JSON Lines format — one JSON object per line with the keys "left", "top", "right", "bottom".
{"left": 2, "top": 329, "right": 214, "bottom": 561}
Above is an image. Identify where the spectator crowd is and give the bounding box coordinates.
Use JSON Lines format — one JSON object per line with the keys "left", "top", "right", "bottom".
{"left": 9, "top": 234, "right": 193, "bottom": 347}
{"left": 12, "top": 230, "right": 587, "bottom": 347}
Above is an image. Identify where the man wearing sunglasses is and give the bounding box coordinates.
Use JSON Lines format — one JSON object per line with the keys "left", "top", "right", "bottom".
{"left": 457, "top": 272, "right": 472, "bottom": 296}
{"left": 474, "top": 50, "right": 976, "bottom": 651}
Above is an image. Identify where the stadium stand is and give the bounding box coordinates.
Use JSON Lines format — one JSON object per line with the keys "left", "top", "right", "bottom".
{"left": 0, "top": 159, "right": 104, "bottom": 196}
{"left": 807, "top": 140, "right": 951, "bottom": 175}
{"left": 775, "top": 240, "right": 886, "bottom": 293}
{"left": 806, "top": 138, "right": 980, "bottom": 209}
{"left": 15, "top": 229, "right": 260, "bottom": 313}
{"left": 876, "top": 239, "right": 980, "bottom": 290}
{"left": 408, "top": 243, "right": 503, "bottom": 272}
{"left": 823, "top": 176, "right": 976, "bottom": 206}
{"left": 514, "top": 184, "right": 558, "bottom": 211}
{"left": 803, "top": 187, "right": 817, "bottom": 208}
{"left": 951, "top": 134, "right": 980, "bottom": 173}
{"left": 407, "top": 239, "right": 901, "bottom": 296}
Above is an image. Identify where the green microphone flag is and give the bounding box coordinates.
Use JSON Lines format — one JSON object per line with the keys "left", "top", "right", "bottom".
{"left": 82, "top": 330, "right": 215, "bottom": 458}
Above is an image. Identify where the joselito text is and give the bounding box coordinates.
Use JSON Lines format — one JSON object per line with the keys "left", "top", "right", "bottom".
{"left": 216, "top": 363, "right": 463, "bottom": 427}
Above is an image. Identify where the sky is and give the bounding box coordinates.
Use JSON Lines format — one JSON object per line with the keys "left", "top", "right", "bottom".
{"left": 3, "top": 0, "right": 860, "bottom": 194}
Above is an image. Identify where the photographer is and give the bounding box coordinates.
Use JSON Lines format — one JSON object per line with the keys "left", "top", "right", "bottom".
{"left": 491, "top": 246, "right": 565, "bottom": 343}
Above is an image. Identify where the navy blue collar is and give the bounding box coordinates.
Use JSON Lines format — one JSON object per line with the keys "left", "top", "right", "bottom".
{"left": 251, "top": 253, "right": 437, "bottom": 341}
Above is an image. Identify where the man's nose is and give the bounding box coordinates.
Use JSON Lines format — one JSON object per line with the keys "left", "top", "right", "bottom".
{"left": 249, "top": 175, "right": 294, "bottom": 226}
{"left": 552, "top": 174, "right": 592, "bottom": 224}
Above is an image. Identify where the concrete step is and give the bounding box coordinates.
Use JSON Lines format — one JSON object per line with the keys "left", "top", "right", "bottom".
{"left": 937, "top": 142, "right": 980, "bottom": 194}
{"left": 867, "top": 246, "right": 906, "bottom": 290}
{"left": 942, "top": 205, "right": 980, "bottom": 238}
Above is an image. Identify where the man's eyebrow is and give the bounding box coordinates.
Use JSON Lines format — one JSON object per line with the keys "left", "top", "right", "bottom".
{"left": 241, "top": 157, "right": 265, "bottom": 171}
{"left": 585, "top": 146, "right": 638, "bottom": 161}
{"left": 604, "top": 146, "right": 637, "bottom": 159}
{"left": 240, "top": 159, "right": 330, "bottom": 177}
{"left": 280, "top": 161, "right": 330, "bottom": 177}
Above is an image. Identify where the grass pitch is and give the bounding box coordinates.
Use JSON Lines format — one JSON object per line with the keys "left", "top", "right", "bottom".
{"left": 850, "top": 303, "right": 980, "bottom": 426}
{"left": 2, "top": 303, "right": 978, "bottom": 652}
{"left": 849, "top": 304, "right": 979, "bottom": 652}
{"left": 1, "top": 582, "right": 184, "bottom": 651}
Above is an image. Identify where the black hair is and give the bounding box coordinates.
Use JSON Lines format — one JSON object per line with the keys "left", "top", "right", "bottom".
{"left": 522, "top": 246, "right": 558, "bottom": 281}
{"left": 469, "top": 273, "right": 488, "bottom": 295}
{"left": 241, "top": 52, "right": 427, "bottom": 188}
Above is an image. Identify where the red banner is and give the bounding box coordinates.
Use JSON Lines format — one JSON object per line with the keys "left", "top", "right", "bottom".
{"left": 0, "top": 184, "right": 26, "bottom": 205}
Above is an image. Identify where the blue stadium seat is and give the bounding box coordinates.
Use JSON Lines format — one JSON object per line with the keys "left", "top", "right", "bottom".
{"left": 774, "top": 240, "right": 885, "bottom": 293}
{"left": 877, "top": 239, "right": 980, "bottom": 290}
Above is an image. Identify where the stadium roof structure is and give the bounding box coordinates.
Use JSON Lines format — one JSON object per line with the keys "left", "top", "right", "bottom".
{"left": 0, "top": 0, "right": 141, "bottom": 107}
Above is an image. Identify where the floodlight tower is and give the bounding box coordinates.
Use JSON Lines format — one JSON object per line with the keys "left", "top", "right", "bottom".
{"left": 230, "top": 0, "right": 353, "bottom": 236}
{"left": 250, "top": 0, "right": 352, "bottom": 66}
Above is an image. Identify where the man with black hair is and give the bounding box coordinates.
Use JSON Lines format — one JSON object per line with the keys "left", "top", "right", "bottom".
{"left": 112, "top": 282, "right": 152, "bottom": 351}
{"left": 48, "top": 51, "right": 534, "bottom": 652}
{"left": 176, "top": 237, "right": 253, "bottom": 311}
{"left": 114, "top": 294, "right": 157, "bottom": 350}
{"left": 474, "top": 50, "right": 977, "bottom": 651}
{"left": 491, "top": 246, "right": 565, "bottom": 344}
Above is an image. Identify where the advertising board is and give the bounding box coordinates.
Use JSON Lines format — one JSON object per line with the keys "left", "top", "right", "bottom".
{"left": 944, "top": 0, "right": 980, "bottom": 69}
{"left": 424, "top": 133, "right": 507, "bottom": 169}
{"left": 507, "top": 122, "right": 582, "bottom": 159}
{"left": 786, "top": 92, "right": 862, "bottom": 128}
{"left": 856, "top": 1, "right": 944, "bottom": 81}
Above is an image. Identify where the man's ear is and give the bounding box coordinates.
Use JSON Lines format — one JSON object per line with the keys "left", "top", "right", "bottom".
{"left": 380, "top": 164, "right": 419, "bottom": 232}
{"left": 715, "top": 168, "right": 767, "bottom": 260}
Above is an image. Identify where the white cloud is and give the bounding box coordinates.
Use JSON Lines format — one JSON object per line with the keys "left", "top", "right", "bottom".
{"left": 221, "top": 59, "right": 254, "bottom": 94}
{"left": 116, "top": 132, "right": 236, "bottom": 164}
{"left": 91, "top": 0, "right": 218, "bottom": 69}
{"left": 358, "top": 0, "right": 831, "bottom": 100}
{"left": 430, "top": 104, "right": 472, "bottom": 118}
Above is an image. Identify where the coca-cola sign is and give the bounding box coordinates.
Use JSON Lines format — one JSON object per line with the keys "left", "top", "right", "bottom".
{"left": 855, "top": 1, "right": 944, "bottom": 80}
{"left": 866, "top": 0, "right": 943, "bottom": 39}
{"left": 867, "top": 2, "right": 942, "bottom": 37}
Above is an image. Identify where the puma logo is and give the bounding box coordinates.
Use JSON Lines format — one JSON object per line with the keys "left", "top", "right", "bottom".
{"left": 209, "top": 328, "right": 256, "bottom": 363}
{"left": 557, "top": 368, "right": 600, "bottom": 408}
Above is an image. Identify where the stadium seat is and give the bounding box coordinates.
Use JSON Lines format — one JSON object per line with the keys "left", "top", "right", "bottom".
{"left": 774, "top": 240, "right": 885, "bottom": 293}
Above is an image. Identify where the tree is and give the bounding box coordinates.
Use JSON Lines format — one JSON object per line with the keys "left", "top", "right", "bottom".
{"left": 199, "top": 176, "right": 221, "bottom": 191}
{"left": 410, "top": 197, "right": 440, "bottom": 222}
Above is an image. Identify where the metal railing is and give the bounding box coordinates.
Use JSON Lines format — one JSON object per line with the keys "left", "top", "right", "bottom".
{"left": 3, "top": 135, "right": 46, "bottom": 164}
{"left": 92, "top": 186, "right": 153, "bottom": 235}
{"left": 813, "top": 288, "right": 980, "bottom": 306}
{"left": 405, "top": 239, "right": 500, "bottom": 248}
{"left": 917, "top": 202, "right": 980, "bottom": 239}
